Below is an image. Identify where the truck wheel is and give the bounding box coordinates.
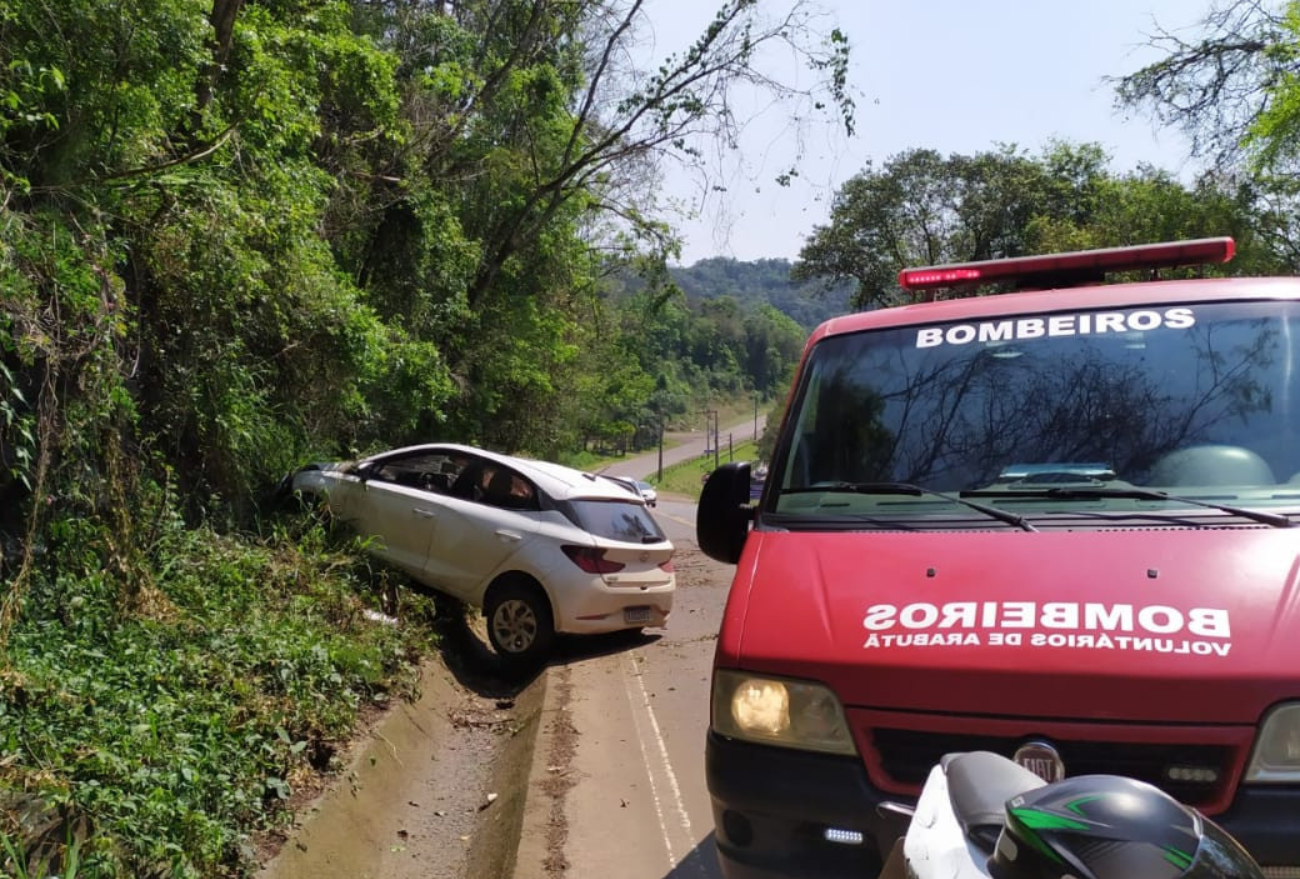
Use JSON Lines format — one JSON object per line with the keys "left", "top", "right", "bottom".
{"left": 485, "top": 580, "right": 554, "bottom": 666}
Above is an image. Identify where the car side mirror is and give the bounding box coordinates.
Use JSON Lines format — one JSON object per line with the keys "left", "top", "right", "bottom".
{"left": 697, "top": 462, "right": 754, "bottom": 564}
{"left": 350, "top": 461, "right": 373, "bottom": 482}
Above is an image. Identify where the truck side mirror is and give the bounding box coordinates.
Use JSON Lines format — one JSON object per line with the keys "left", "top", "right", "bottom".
{"left": 697, "top": 462, "right": 754, "bottom": 564}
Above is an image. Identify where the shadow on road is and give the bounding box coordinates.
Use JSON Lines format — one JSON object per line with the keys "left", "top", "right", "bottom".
{"left": 663, "top": 832, "right": 722, "bottom": 879}
{"left": 429, "top": 594, "right": 664, "bottom": 699}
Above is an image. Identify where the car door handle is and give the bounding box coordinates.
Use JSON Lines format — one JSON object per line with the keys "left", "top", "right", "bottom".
{"left": 413, "top": 508, "right": 437, "bottom": 519}
{"left": 494, "top": 529, "right": 522, "bottom": 543}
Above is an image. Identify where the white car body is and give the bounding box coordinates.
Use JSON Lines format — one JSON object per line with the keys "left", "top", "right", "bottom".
{"left": 291, "top": 444, "right": 675, "bottom": 659}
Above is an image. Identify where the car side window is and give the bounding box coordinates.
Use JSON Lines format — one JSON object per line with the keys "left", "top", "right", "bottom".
{"left": 467, "top": 463, "right": 539, "bottom": 511}
{"left": 371, "top": 451, "right": 462, "bottom": 494}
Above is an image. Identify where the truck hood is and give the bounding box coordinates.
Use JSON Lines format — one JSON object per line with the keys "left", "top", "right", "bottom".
{"left": 731, "top": 529, "right": 1300, "bottom": 723}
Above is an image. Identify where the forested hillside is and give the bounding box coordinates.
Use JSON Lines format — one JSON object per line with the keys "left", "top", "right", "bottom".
{"left": 0, "top": 0, "right": 852, "bottom": 875}
{"left": 7, "top": 0, "right": 1300, "bottom": 873}
{"left": 669, "top": 257, "right": 853, "bottom": 328}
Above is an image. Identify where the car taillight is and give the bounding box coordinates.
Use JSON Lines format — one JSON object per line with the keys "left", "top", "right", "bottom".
{"left": 659, "top": 559, "right": 675, "bottom": 572}
{"left": 562, "top": 545, "right": 626, "bottom": 574}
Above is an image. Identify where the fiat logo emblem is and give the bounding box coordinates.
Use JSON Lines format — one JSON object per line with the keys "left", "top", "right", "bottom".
{"left": 1013, "top": 740, "right": 1065, "bottom": 783}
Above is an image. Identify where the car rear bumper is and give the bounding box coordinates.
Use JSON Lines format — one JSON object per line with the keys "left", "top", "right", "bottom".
{"left": 554, "top": 581, "right": 674, "bottom": 634}
{"left": 705, "top": 730, "right": 1300, "bottom": 879}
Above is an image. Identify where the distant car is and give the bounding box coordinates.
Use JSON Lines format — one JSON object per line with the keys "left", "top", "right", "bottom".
{"left": 599, "top": 474, "right": 657, "bottom": 507}
{"left": 634, "top": 479, "right": 658, "bottom": 507}
{"left": 289, "top": 444, "right": 675, "bottom": 665}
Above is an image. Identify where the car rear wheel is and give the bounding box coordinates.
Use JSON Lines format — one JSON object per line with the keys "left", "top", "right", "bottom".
{"left": 485, "top": 580, "right": 554, "bottom": 665}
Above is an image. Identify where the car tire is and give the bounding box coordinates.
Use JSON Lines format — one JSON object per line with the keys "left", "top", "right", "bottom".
{"left": 485, "top": 579, "right": 555, "bottom": 666}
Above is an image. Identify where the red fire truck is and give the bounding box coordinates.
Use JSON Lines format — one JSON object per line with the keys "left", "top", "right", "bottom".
{"left": 697, "top": 238, "right": 1299, "bottom": 879}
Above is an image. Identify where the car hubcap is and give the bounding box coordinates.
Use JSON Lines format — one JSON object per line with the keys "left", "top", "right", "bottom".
{"left": 493, "top": 599, "right": 538, "bottom": 653}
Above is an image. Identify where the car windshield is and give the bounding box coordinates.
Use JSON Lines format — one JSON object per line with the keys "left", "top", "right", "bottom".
{"left": 571, "top": 499, "right": 666, "bottom": 543}
{"left": 769, "top": 299, "right": 1300, "bottom": 525}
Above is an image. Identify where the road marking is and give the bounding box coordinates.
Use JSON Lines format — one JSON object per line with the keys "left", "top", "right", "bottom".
{"left": 622, "top": 654, "right": 678, "bottom": 868}
{"left": 622, "top": 652, "right": 701, "bottom": 874}
{"left": 656, "top": 510, "right": 695, "bottom": 529}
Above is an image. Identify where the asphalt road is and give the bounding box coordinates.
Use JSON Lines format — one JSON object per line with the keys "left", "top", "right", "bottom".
{"left": 513, "top": 499, "right": 734, "bottom": 879}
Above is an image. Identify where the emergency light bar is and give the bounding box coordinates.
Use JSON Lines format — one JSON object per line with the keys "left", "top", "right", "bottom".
{"left": 898, "top": 237, "right": 1236, "bottom": 294}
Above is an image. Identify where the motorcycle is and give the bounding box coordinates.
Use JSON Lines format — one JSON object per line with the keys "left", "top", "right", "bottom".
{"left": 876, "top": 751, "right": 1264, "bottom": 879}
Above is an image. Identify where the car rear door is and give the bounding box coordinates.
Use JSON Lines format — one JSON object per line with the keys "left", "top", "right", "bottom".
{"left": 421, "top": 460, "right": 539, "bottom": 600}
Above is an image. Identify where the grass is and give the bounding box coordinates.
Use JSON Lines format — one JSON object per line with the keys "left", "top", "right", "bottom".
{"left": 557, "top": 393, "right": 768, "bottom": 473}
{"left": 654, "top": 440, "right": 761, "bottom": 500}
{"left": 558, "top": 435, "right": 686, "bottom": 472}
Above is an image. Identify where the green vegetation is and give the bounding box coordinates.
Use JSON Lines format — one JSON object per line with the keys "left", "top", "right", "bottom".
{"left": 4, "top": 0, "right": 1300, "bottom": 874}
{"left": 0, "top": 517, "right": 436, "bottom": 878}
{"left": 0, "top": 0, "right": 852, "bottom": 874}
{"left": 794, "top": 142, "right": 1293, "bottom": 310}
{"left": 660, "top": 258, "right": 852, "bottom": 330}
{"left": 656, "top": 440, "right": 761, "bottom": 500}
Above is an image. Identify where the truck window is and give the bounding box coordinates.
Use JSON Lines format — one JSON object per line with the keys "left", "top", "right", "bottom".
{"left": 772, "top": 301, "right": 1300, "bottom": 521}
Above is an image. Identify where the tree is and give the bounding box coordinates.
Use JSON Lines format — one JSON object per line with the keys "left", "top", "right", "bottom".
{"left": 1112, "top": 0, "right": 1293, "bottom": 170}
{"left": 1112, "top": 1, "right": 1300, "bottom": 273}
{"left": 792, "top": 143, "right": 1277, "bottom": 310}
{"left": 792, "top": 146, "right": 1072, "bottom": 308}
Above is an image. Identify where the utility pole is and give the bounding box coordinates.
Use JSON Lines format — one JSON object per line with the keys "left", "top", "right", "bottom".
{"left": 657, "top": 409, "right": 664, "bottom": 482}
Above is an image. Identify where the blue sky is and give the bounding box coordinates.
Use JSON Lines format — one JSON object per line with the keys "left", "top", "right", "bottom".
{"left": 644, "top": 0, "right": 1214, "bottom": 266}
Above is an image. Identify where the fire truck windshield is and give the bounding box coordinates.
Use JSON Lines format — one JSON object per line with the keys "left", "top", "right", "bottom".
{"left": 770, "top": 300, "right": 1300, "bottom": 524}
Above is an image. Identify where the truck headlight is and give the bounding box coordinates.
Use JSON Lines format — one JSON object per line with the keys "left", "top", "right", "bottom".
{"left": 711, "top": 670, "right": 857, "bottom": 756}
{"left": 1246, "top": 703, "right": 1300, "bottom": 783}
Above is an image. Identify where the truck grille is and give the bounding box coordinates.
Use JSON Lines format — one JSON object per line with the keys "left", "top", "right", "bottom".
{"left": 869, "top": 727, "right": 1232, "bottom": 808}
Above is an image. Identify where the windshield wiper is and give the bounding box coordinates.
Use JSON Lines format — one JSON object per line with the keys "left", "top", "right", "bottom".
{"left": 782, "top": 482, "right": 1037, "bottom": 532}
{"left": 964, "top": 486, "right": 1294, "bottom": 529}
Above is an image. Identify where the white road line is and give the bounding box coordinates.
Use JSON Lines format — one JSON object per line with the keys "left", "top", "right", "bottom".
{"left": 623, "top": 651, "right": 706, "bottom": 876}
{"left": 623, "top": 654, "right": 679, "bottom": 869}
{"left": 656, "top": 509, "right": 696, "bottom": 529}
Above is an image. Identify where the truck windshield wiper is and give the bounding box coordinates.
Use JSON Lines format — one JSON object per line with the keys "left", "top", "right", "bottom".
{"left": 782, "top": 482, "right": 1037, "bottom": 532}
{"left": 964, "top": 486, "right": 1294, "bottom": 529}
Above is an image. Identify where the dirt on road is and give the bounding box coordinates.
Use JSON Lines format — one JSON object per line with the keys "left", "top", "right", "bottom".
{"left": 254, "top": 547, "right": 727, "bottom": 879}
{"left": 255, "top": 610, "right": 547, "bottom": 879}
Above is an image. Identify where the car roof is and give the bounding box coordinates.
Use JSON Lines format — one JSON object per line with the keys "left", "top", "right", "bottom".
{"left": 807, "top": 276, "right": 1300, "bottom": 347}
{"left": 364, "top": 443, "right": 641, "bottom": 503}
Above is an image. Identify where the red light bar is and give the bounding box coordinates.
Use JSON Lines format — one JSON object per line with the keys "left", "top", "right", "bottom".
{"left": 898, "top": 237, "right": 1236, "bottom": 292}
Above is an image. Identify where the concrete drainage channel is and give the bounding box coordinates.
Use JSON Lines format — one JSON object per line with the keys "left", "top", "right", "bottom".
{"left": 257, "top": 656, "right": 551, "bottom": 879}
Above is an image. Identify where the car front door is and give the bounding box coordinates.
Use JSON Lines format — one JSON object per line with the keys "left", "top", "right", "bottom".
{"left": 343, "top": 450, "right": 455, "bottom": 578}
{"left": 422, "top": 460, "right": 539, "bottom": 600}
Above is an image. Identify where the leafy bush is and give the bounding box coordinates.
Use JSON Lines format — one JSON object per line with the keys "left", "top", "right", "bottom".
{"left": 0, "top": 516, "right": 436, "bottom": 879}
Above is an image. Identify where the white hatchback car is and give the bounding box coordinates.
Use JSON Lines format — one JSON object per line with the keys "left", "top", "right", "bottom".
{"left": 290, "top": 444, "right": 675, "bottom": 664}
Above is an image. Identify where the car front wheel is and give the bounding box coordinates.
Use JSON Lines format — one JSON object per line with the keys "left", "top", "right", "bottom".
{"left": 485, "top": 580, "right": 555, "bottom": 665}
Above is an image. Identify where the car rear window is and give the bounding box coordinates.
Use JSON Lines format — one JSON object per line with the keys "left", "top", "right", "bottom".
{"left": 571, "top": 500, "right": 666, "bottom": 543}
